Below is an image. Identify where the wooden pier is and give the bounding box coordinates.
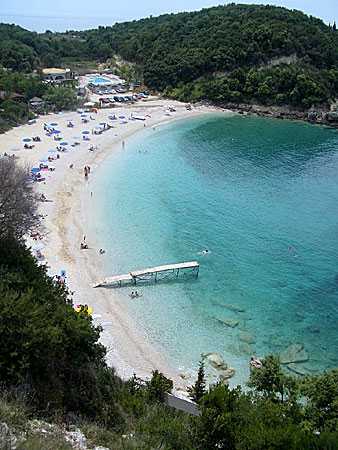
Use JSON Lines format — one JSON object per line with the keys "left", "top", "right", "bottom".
{"left": 93, "top": 261, "right": 199, "bottom": 288}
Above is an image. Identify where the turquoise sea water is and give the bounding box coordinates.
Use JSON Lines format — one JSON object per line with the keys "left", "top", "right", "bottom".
{"left": 92, "top": 113, "right": 338, "bottom": 384}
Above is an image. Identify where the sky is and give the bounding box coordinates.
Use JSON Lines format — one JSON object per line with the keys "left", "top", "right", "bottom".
{"left": 1, "top": 0, "right": 337, "bottom": 33}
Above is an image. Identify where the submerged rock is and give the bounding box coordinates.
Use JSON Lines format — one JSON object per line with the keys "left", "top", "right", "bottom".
{"left": 286, "top": 363, "right": 310, "bottom": 376}
{"left": 280, "top": 343, "right": 308, "bottom": 364}
{"left": 212, "top": 300, "right": 246, "bottom": 313}
{"left": 238, "top": 331, "right": 257, "bottom": 344}
{"left": 239, "top": 343, "right": 254, "bottom": 355}
{"left": 225, "top": 344, "right": 240, "bottom": 356}
{"left": 203, "top": 352, "right": 225, "bottom": 369}
{"left": 219, "top": 369, "right": 235, "bottom": 380}
{"left": 178, "top": 372, "right": 191, "bottom": 380}
{"left": 214, "top": 316, "right": 239, "bottom": 328}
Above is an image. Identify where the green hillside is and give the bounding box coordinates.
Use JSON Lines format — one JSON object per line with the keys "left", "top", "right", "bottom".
{"left": 85, "top": 4, "right": 338, "bottom": 107}
{"left": 1, "top": 4, "right": 338, "bottom": 108}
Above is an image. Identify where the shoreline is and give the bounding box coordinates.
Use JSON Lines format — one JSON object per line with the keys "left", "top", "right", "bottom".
{"left": 198, "top": 101, "right": 338, "bottom": 129}
{"left": 0, "top": 100, "right": 223, "bottom": 394}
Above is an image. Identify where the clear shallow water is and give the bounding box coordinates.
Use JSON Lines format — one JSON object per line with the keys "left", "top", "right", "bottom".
{"left": 92, "top": 113, "right": 338, "bottom": 384}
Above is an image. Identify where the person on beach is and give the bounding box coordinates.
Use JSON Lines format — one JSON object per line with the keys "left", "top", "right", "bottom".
{"left": 99, "top": 249, "right": 105, "bottom": 254}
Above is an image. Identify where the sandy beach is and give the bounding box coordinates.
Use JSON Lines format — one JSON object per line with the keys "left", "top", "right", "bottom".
{"left": 1, "top": 99, "right": 221, "bottom": 393}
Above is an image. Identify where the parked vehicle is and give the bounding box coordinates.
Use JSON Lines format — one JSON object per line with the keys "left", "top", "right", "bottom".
{"left": 99, "top": 98, "right": 110, "bottom": 103}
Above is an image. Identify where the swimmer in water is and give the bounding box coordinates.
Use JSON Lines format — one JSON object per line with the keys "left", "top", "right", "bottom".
{"left": 198, "top": 249, "right": 210, "bottom": 255}
{"left": 283, "top": 246, "right": 292, "bottom": 251}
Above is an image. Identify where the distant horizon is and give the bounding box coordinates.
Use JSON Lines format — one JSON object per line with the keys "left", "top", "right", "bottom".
{"left": 1, "top": 1, "right": 337, "bottom": 33}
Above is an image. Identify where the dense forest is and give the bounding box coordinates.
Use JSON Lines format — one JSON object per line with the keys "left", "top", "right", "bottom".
{"left": 86, "top": 4, "right": 338, "bottom": 107}
{"left": 1, "top": 4, "right": 338, "bottom": 108}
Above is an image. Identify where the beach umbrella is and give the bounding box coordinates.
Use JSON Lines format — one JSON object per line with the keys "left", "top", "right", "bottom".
{"left": 39, "top": 157, "right": 48, "bottom": 162}
{"left": 48, "top": 148, "right": 57, "bottom": 153}
{"left": 81, "top": 114, "right": 87, "bottom": 117}
{"left": 53, "top": 130, "right": 61, "bottom": 134}
{"left": 76, "top": 305, "right": 92, "bottom": 315}
{"left": 23, "top": 138, "right": 31, "bottom": 142}
{"left": 119, "top": 116, "right": 125, "bottom": 119}
{"left": 72, "top": 136, "right": 80, "bottom": 139}
{"left": 82, "top": 131, "right": 90, "bottom": 134}
{"left": 60, "top": 142, "right": 68, "bottom": 146}
{"left": 31, "top": 167, "right": 41, "bottom": 172}
{"left": 99, "top": 122, "right": 106, "bottom": 125}
{"left": 32, "top": 243, "right": 44, "bottom": 251}
{"left": 10, "top": 147, "right": 20, "bottom": 151}
{"left": 50, "top": 122, "right": 58, "bottom": 126}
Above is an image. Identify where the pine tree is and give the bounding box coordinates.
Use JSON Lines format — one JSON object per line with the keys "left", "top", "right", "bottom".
{"left": 188, "top": 358, "right": 207, "bottom": 403}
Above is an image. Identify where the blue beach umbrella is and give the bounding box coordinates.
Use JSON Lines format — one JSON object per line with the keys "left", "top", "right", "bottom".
{"left": 10, "top": 147, "right": 20, "bottom": 151}
{"left": 99, "top": 122, "right": 106, "bottom": 125}
{"left": 50, "top": 122, "right": 58, "bottom": 126}
{"left": 23, "top": 138, "right": 31, "bottom": 142}
{"left": 39, "top": 157, "right": 48, "bottom": 162}
{"left": 81, "top": 114, "right": 87, "bottom": 117}
{"left": 82, "top": 131, "right": 90, "bottom": 134}
{"left": 119, "top": 116, "right": 125, "bottom": 119}
{"left": 31, "top": 167, "right": 41, "bottom": 172}
{"left": 60, "top": 142, "right": 68, "bottom": 146}
{"left": 48, "top": 148, "right": 57, "bottom": 153}
{"left": 53, "top": 130, "right": 61, "bottom": 134}
{"left": 32, "top": 242, "right": 44, "bottom": 251}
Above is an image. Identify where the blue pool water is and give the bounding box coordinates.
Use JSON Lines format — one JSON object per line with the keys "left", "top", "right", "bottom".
{"left": 91, "top": 113, "right": 338, "bottom": 384}
{"left": 89, "top": 77, "right": 111, "bottom": 84}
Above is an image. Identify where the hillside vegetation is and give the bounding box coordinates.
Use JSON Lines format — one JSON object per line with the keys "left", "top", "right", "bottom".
{"left": 1, "top": 4, "right": 338, "bottom": 109}
{"left": 86, "top": 4, "right": 338, "bottom": 107}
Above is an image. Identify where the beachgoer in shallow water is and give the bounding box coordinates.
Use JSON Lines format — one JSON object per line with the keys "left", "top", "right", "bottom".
{"left": 198, "top": 249, "right": 210, "bottom": 254}
{"left": 99, "top": 249, "right": 105, "bottom": 254}
{"left": 283, "top": 246, "right": 292, "bottom": 251}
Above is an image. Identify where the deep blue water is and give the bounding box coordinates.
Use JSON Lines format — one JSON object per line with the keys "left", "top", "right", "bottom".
{"left": 92, "top": 113, "right": 338, "bottom": 384}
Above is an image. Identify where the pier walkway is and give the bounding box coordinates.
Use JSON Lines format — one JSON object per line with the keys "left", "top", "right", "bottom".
{"left": 93, "top": 261, "right": 199, "bottom": 288}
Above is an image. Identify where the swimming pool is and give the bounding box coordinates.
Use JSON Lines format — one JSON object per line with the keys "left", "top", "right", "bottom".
{"left": 89, "top": 77, "right": 111, "bottom": 84}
